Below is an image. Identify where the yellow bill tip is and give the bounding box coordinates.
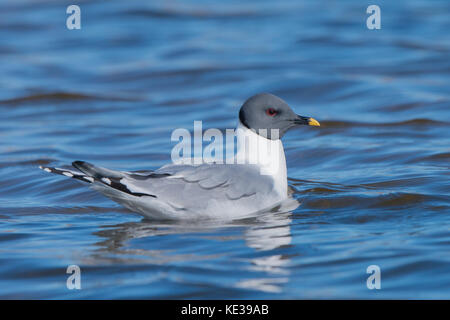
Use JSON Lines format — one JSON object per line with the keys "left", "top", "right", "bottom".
{"left": 308, "top": 118, "right": 320, "bottom": 127}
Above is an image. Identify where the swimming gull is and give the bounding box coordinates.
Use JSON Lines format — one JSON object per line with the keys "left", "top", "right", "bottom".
{"left": 40, "top": 93, "right": 320, "bottom": 220}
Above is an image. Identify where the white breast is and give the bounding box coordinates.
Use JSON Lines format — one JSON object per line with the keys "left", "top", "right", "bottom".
{"left": 235, "top": 121, "right": 288, "bottom": 198}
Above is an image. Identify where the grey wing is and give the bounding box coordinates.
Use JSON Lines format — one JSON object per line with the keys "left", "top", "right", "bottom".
{"left": 58, "top": 161, "right": 278, "bottom": 213}
{"left": 121, "top": 163, "right": 277, "bottom": 211}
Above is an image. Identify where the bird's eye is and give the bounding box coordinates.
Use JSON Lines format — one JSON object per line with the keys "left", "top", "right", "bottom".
{"left": 266, "top": 108, "right": 277, "bottom": 117}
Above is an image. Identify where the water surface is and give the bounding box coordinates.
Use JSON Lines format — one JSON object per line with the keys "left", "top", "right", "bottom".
{"left": 0, "top": 0, "right": 449, "bottom": 299}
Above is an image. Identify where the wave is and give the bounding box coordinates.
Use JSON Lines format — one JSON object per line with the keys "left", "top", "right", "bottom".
{"left": 0, "top": 92, "right": 138, "bottom": 106}
{"left": 319, "top": 118, "right": 448, "bottom": 128}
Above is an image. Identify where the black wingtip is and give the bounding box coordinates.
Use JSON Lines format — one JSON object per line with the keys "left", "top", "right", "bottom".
{"left": 39, "top": 165, "right": 94, "bottom": 184}
{"left": 72, "top": 161, "right": 91, "bottom": 173}
{"left": 72, "top": 160, "right": 85, "bottom": 168}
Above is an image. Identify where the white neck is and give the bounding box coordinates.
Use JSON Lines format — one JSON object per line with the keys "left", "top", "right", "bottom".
{"left": 235, "top": 121, "right": 288, "bottom": 197}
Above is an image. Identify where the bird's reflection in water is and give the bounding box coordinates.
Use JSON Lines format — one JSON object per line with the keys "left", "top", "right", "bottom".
{"left": 236, "top": 211, "right": 293, "bottom": 293}
{"left": 92, "top": 201, "right": 297, "bottom": 293}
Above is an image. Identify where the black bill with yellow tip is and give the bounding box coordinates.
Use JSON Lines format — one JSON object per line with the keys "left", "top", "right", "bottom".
{"left": 294, "top": 115, "right": 320, "bottom": 127}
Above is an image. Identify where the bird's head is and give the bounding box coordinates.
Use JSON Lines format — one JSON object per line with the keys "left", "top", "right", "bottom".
{"left": 239, "top": 93, "right": 320, "bottom": 140}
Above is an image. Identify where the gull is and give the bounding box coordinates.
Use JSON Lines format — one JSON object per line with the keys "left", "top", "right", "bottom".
{"left": 40, "top": 93, "right": 320, "bottom": 220}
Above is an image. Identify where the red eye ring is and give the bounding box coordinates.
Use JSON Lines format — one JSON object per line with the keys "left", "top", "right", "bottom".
{"left": 266, "top": 108, "right": 277, "bottom": 116}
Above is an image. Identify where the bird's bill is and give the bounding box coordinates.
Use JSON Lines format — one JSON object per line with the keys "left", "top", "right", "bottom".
{"left": 307, "top": 117, "right": 320, "bottom": 126}
{"left": 294, "top": 115, "right": 320, "bottom": 127}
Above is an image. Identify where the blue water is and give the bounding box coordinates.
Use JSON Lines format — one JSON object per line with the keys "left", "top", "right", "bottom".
{"left": 0, "top": 0, "right": 449, "bottom": 299}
